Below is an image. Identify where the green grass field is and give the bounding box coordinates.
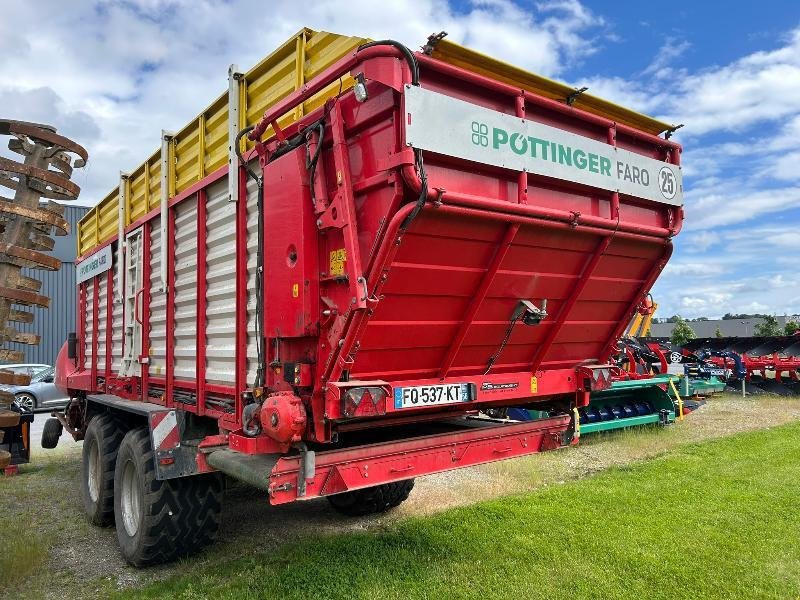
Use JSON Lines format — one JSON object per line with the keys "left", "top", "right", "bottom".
{"left": 117, "top": 422, "right": 800, "bottom": 600}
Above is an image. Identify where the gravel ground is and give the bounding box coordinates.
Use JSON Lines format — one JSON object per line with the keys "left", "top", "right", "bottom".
{"left": 3, "top": 393, "right": 800, "bottom": 599}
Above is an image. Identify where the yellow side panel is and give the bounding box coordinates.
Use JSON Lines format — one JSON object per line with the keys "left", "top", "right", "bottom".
{"left": 429, "top": 39, "right": 674, "bottom": 136}
{"left": 97, "top": 190, "right": 118, "bottom": 243}
{"left": 204, "top": 98, "right": 228, "bottom": 175}
{"left": 147, "top": 153, "right": 161, "bottom": 212}
{"left": 128, "top": 164, "right": 149, "bottom": 224}
{"left": 78, "top": 208, "right": 98, "bottom": 255}
{"left": 77, "top": 28, "right": 365, "bottom": 257}
{"left": 174, "top": 120, "right": 201, "bottom": 192}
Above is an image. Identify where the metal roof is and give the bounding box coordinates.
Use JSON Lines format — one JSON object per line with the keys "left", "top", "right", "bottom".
{"left": 650, "top": 316, "right": 797, "bottom": 339}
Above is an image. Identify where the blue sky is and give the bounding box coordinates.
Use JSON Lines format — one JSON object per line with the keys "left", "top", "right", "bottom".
{"left": 1, "top": 0, "right": 799, "bottom": 319}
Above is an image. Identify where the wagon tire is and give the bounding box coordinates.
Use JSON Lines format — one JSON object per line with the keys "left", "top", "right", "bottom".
{"left": 327, "top": 479, "right": 415, "bottom": 517}
{"left": 81, "top": 413, "right": 124, "bottom": 526}
{"left": 41, "top": 417, "right": 63, "bottom": 449}
{"left": 114, "top": 427, "right": 223, "bottom": 566}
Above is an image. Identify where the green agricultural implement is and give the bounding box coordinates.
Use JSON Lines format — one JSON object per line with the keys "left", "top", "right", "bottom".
{"left": 678, "top": 375, "right": 727, "bottom": 398}
{"left": 503, "top": 375, "right": 685, "bottom": 435}
{"left": 577, "top": 375, "right": 680, "bottom": 434}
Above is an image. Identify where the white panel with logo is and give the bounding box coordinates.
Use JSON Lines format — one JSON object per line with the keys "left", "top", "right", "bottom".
{"left": 404, "top": 85, "right": 682, "bottom": 206}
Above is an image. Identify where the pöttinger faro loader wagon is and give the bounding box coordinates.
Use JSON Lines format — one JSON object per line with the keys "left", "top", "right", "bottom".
{"left": 47, "top": 29, "right": 684, "bottom": 565}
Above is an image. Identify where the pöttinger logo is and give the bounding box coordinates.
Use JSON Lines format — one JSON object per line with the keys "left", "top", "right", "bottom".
{"left": 471, "top": 121, "right": 488, "bottom": 147}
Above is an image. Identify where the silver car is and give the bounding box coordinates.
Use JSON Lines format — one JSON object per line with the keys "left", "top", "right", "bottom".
{"left": 0, "top": 363, "right": 69, "bottom": 412}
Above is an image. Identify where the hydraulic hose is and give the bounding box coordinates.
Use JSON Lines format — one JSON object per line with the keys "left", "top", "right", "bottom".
{"left": 357, "top": 41, "right": 428, "bottom": 230}
{"left": 235, "top": 126, "right": 267, "bottom": 390}
{"left": 358, "top": 40, "right": 419, "bottom": 85}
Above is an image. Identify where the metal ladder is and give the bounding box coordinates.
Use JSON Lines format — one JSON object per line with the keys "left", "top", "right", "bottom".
{"left": 119, "top": 228, "right": 144, "bottom": 377}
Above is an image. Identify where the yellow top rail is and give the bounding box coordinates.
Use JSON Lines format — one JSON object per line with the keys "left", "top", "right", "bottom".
{"left": 77, "top": 29, "right": 366, "bottom": 256}
{"left": 78, "top": 30, "right": 676, "bottom": 257}
{"left": 429, "top": 38, "right": 674, "bottom": 136}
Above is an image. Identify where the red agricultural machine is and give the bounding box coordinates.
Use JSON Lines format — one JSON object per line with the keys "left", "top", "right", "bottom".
{"left": 680, "top": 336, "right": 800, "bottom": 394}
{"left": 45, "top": 30, "right": 683, "bottom": 565}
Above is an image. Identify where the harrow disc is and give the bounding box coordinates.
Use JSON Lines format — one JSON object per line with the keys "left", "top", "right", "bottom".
{"left": 0, "top": 119, "right": 87, "bottom": 403}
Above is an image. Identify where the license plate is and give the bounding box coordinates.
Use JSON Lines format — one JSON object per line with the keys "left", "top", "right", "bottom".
{"left": 394, "top": 383, "right": 472, "bottom": 409}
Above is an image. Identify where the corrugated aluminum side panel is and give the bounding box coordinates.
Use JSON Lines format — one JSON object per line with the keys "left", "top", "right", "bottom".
{"left": 173, "top": 196, "right": 198, "bottom": 381}
{"left": 96, "top": 272, "right": 108, "bottom": 375}
{"left": 111, "top": 245, "right": 124, "bottom": 373}
{"left": 83, "top": 280, "right": 94, "bottom": 368}
{"left": 148, "top": 217, "right": 167, "bottom": 376}
{"left": 205, "top": 178, "right": 237, "bottom": 385}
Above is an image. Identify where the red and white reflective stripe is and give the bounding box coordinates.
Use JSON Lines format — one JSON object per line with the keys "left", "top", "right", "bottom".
{"left": 150, "top": 410, "right": 179, "bottom": 451}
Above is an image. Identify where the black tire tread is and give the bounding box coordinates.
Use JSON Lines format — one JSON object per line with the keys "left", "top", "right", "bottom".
{"left": 115, "top": 428, "right": 222, "bottom": 567}
{"left": 327, "top": 479, "right": 415, "bottom": 517}
{"left": 81, "top": 413, "right": 125, "bottom": 526}
{"left": 41, "top": 417, "right": 62, "bottom": 449}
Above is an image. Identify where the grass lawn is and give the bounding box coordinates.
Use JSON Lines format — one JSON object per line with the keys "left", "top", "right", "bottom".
{"left": 116, "top": 422, "right": 800, "bottom": 600}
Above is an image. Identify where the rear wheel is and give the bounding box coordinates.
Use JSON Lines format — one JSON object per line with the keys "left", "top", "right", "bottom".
{"left": 327, "top": 479, "right": 415, "bottom": 517}
{"left": 81, "top": 413, "right": 124, "bottom": 526}
{"left": 114, "top": 427, "right": 223, "bottom": 566}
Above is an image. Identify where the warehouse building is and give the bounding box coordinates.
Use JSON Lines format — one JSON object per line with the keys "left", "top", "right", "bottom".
{"left": 8, "top": 204, "right": 89, "bottom": 365}
{"left": 650, "top": 316, "right": 798, "bottom": 338}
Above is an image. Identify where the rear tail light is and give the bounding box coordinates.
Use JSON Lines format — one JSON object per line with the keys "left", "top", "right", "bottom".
{"left": 343, "top": 386, "right": 387, "bottom": 418}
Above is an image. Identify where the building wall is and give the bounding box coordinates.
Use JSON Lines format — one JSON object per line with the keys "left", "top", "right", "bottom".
{"left": 8, "top": 205, "right": 89, "bottom": 365}
{"left": 650, "top": 315, "right": 798, "bottom": 339}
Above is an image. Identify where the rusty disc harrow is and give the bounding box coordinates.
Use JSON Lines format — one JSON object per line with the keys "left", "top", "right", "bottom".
{"left": 0, "top": 119, "right": 87, "bottom": 405}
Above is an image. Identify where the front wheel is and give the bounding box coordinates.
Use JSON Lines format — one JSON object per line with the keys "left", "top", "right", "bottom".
{"left": 114, "top": 427, "right": 223, "bottom": 566}
{"left": 41, "top": 417, "right": 63, "bottom": 449}
{"left": 327, "top": 479, "right": 415, "bottom": 517}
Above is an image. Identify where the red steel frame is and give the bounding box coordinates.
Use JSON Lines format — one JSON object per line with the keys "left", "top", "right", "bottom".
{"left": 705, "top": 353, "right": 800, "bottom": 382}
{"left": 233, "top": 168, "right": 248, "bottom": 426}
{"left": 64, "top": 43, "right": 683, "bottom": 501}
{"left": 104, "top": 268, "right": 113, "bottom": 388}
{"left": 140, "top": 221, "right": 151, "bottom": 401}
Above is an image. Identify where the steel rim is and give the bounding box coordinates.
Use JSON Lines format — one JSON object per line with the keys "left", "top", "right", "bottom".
{"left": 121, "top": 459, "right": 142, "bottom": 538}
{"left": 16, "top": 394, "right": 34, "bottom": 412}
{"left": 87, "top": 441, "right": 101, "bottom": 502}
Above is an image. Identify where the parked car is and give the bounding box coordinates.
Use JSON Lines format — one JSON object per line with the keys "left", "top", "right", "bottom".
{"left": 0, "top": 364, "right": 69, "bottom": 412}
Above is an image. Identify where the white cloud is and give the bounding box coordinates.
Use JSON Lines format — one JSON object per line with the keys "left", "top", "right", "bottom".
{"left": 581, "top": 26, "right": 800, "bottom": 138}
{"left": 0, "top": 0, "right": 605, "bottom": 205}
{"left": 662, "top": 261, "right": 726, "bottom": 278}
{"left": 685, "top": 185, "right": 800, "bottom": 230}
{"left": 662, "top": 28, "right": 800, "bottom": 135}
{"left": 642, "top": 38, "right": 690, "bottom": 79}
{"left": 771, "top": 151, "right": 800, "bottom": 180}
{"left": 654, "top": 272, "right": 800, "bottom": 319}
{"left": 3, "top": 1, "right": 797, "bottom": 320}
